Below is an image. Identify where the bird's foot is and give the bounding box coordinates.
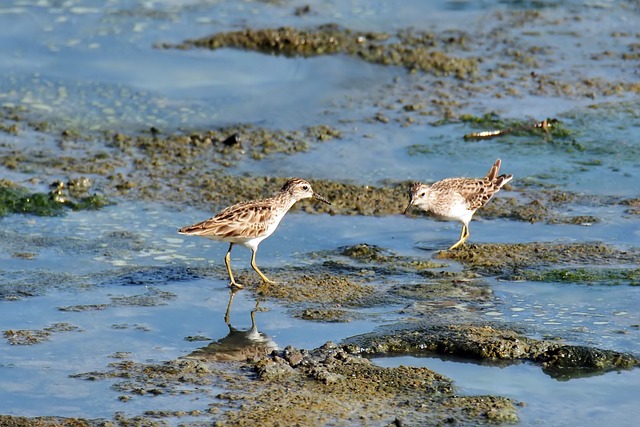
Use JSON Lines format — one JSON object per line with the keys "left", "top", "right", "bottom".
{"left": 229, "top": 281, "right": 245, "bottom": 289}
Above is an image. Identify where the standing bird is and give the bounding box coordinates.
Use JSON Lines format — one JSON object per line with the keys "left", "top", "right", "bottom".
{"left": 404, "top": 159, "right": 513, "bottom": 250}
{"left": 179, "top": 178, "right": 330, "bottom": 288}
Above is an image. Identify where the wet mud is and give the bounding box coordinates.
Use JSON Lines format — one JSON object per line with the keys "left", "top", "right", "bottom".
{"left": 0, "top": 105, "right": 632, "bottom": 223}
{"left": 160, "top": 17, "right": 640, "bottom": 125}
{"left": 166, "top": 24, "right": 479, "bottom": 79}
{"left": 439, "top": 242, "right": 640, "bottom": 280}
{"left": 344, "top": 324, "right": 639, "bottom": 378}
{"left": 61, "top": 341, "right": 518, "bottom": 427}
{"left": 3, "top": 111, "right": 640, "bottom": 426}
{"left": 1, "top": 171, "right": 629, "bottom": 229}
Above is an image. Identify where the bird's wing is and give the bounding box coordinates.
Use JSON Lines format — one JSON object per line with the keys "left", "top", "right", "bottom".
{"left": 435, "top": 178, "right": 498, "bottom": 211}
{"left": 180, "top": 199, "right": 276, "bottom": 239}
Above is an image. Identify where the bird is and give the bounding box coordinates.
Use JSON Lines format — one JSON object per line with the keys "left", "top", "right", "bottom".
{"left": 178, "top": 178, "right": 330, "bottom": 288}
{"left": 404, "top": 159, "right": 513, "bottom": 250}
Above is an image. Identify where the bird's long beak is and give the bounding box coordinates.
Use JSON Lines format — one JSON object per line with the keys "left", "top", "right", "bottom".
{"left": 403, "top": 200, "right": 414, "bottom": 215}
{"left": 314, "top": 193, "right": 331, "bottom": 205}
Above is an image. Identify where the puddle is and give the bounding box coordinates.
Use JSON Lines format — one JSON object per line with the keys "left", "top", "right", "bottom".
{"left": 491, "top": 280, "right": 640, "bottom": 353}
{"left": 374, "top": 355, "right": 639, "bottom": 426}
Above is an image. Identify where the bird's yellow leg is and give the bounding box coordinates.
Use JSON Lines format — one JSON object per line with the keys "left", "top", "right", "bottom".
{"left": 448, "top": 224, "right": 469, "bottom": 250}
{"left": 250, "top": 248, "right": 275, "bottom": 284}
{"left": 225, "top": 244, "right": 244, "bottom": 289}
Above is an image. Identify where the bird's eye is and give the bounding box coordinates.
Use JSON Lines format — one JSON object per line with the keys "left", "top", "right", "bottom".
{"left": 420, "top": 192, "right": 426, "bottom": 197}
{"left": 302, "top": 185, "right": 309, "bottom": 191}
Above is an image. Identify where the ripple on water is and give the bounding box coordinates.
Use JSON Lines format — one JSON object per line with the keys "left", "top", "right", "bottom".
{"left": 492, "top": 280, "right": 640, "bottom": 353}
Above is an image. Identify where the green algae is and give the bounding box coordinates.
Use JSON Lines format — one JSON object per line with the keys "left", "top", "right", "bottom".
{"left": 0, "top": 183, "right": 65, "bottom": 217}
{"left": 0, "top": 179, "right": 110, "bottom": 217}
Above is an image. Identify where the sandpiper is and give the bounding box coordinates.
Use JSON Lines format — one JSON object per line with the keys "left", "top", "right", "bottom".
{"left": 404, "top": 159, "right": 513, "bottom": 250}
{"left": 179, "top": 178, "right": 330, "bottom": 288}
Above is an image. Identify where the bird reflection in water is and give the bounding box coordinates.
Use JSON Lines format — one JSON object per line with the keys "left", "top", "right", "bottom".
{"left": 184, "top": 289, "right": 278, "bottom": 362}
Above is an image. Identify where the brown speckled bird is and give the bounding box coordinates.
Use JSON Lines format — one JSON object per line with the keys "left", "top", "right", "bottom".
{"left": 404, "top": 159, "right": 513, "bottom": 250}
{"left": 179, "top": 178, "right": 330, "bottom": 288}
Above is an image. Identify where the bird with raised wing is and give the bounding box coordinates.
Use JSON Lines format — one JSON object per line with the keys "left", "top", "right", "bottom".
{"left": 404, "top": 159, "right": 513, "bottom": 250}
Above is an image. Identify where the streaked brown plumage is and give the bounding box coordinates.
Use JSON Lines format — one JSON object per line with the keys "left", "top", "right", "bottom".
{"left": 404, "top": 159, "right": 513, "bottom": 250}
{"left": 179, "top": 178, "right": 330, "bottom": 288}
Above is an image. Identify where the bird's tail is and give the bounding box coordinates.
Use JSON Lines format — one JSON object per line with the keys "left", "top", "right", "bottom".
{"left": 485, "top": 159, "right": 501, "bottom": 181}
{"left": 486, "top": 159, "right": 513, "bottom": 188}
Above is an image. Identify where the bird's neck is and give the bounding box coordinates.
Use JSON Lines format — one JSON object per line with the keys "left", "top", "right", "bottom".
{"left": 272, "top": 192, "right": 299, "bottom": 212}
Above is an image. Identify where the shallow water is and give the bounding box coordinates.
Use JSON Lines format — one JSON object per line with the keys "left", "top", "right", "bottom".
{"left": 1, "top": 0, "right": 639, "bottom": 425}
{"left": 1, "top": 203, "right": 638, "bottom": 423}
{"left": 0, "top": 204, "right": 409, "bottom": 420}
{"left": 493, "top": 279, "right": 640, "bottom": 351}
{"left": 374, "top": 355, "right": 639, "bottom": 426}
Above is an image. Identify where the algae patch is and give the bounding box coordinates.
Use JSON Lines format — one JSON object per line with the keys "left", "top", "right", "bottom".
{"left": 3, "top": 322, "right": 81, "bottom": 345}
{"left": 439, "top": 242, "right": 640, "bottom": 279}
{"left": 252, "top": 272, "right": 376, "bottom": 305}
{"left": 343, "top": 323, "right": 640, "bottom": 378}
{"left": 0, "top": 178, "right": 110, "bottom": 217}
{"left": 167, "top": 25, "right": 479, "bottom": 78}
{"left": 518, "top": 267, "right": 640, "bottom": 285}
